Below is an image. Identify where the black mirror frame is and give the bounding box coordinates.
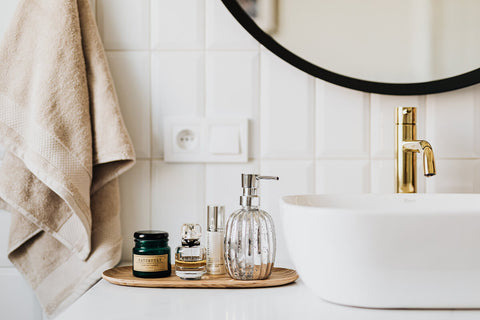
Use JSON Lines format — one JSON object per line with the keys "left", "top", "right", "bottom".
{"left": 222, "top": 0, "right": 480, "bottom": 95}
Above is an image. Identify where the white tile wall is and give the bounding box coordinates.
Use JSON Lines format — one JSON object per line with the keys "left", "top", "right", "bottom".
{"left": 426, "top": 159, "right": 478, "bottom": 193}
{"left": 370, "top": 160, "right": 395, "bottom": 193}
{"left": 316, "top": 160, "right": 370, "bottom": 193}
{"left": 426, "top": 86, "right": 478, "bottom": 158}
{"left": 151, "top": 0, "right": 205, "bottom": 50}
{"left": 151, "top": 51, "right": 204, "bottom": 157}
{"left": 317, "top": 81, "right": 370, "bottom": 159}
{"left": 206, "top": 51, "right": 259, "bottom": 157}
{"left": 205, "top": 161, "right": 259, "bottom": 217}
{"left": 260, "top": 49, "right": 315, "bottom": 159}
{"left": 205, "top": 0, "right": 258, "bottom": 50}
{"left": 206, "top": 52, "right": 259, "bottom": 114}
{"left": 107, "top": 52, "right": 151, "bottom": 158}
{"left": 151, "top": 161, "right": 205, "bottom": 251}
{"left": 97, "top": 0, "right": 150, "bottom": 50}
{"left": 1, "top": 0, "right": 480, "bottom": 318}
{"left": 0, "top": 0, "right": 19, "bottom": 37}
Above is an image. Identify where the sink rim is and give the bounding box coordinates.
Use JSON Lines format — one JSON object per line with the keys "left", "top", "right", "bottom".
{"left": 281, "top": 193, "right": 480, "bottom": 215}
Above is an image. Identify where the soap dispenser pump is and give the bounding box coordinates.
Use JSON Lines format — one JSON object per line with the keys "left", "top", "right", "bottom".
{"left": 224, "top": 174, "right": 279, "bottom": 280}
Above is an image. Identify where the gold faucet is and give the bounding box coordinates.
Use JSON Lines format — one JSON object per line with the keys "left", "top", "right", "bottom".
{"left": 395, "top": 107, "right": 436, "bottom": 193}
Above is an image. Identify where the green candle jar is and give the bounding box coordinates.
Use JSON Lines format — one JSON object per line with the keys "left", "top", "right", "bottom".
{"left": 132, "top": 230, "right": 171, "bottom": 278}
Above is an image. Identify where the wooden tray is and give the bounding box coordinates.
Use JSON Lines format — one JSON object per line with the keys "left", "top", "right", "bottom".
{"left": 103, "top": 266, "right": 298, "bottom": 288}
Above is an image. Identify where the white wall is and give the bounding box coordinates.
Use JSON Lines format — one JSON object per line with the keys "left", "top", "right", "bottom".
{"left": 1, "top": 0, "right": 480, "bottom": 319}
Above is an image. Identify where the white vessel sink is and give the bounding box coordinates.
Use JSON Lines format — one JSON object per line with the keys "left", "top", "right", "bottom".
{"left": 281, "top": 194, "right": 480, "bottom": 309}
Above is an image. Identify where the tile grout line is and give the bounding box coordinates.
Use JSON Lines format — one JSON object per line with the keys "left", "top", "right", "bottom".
{"left": 140, "top": 157, "right": 480, "bottom": 162}
{"left": 312, "top": 78, "right": 317, "bottom": 194}
{"left": 315, "top": 81, "right": 323, "bottom": 192}
{"left": 474, "top": 89, "right": 479, "bottom": 166}
{"left": 148, "top": 0, "right": 153, "bottom": 228}
{"left": 202, "top": 0, "right": 207, "bottom": 117}
{"left": 258, "top": 46, "right": 262, "bottom": 173}
{"left": 0, "top": 266, "right": 16, "bottom": 270}
{"left": 365, "top": 93, "right": 373, "bottom": 193}
{"left": 203, "top": 0, "right": 208, "bottom": 212}
{"left": 423, "top": 94, "right": 428, "bottom": 193}
{"left": 105, "top": 49, "right": 259, "bottom": 53}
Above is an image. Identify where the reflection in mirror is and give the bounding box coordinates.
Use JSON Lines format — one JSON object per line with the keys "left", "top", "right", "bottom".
{"left": 237, "top": 0, "right": 480, "bottom": 84}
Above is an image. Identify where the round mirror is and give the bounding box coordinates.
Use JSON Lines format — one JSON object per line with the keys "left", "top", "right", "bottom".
{"left": 223, "top": 0, "right": 480, "bottom": 95}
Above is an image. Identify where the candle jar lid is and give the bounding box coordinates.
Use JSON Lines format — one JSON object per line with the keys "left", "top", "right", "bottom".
{"left": 134, "top": 230, "right": 168, "bottom": 241}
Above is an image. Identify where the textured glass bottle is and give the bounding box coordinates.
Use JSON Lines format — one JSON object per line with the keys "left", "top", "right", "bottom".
{"left": 224, "top": 174, "right": 279, "bottom": 280}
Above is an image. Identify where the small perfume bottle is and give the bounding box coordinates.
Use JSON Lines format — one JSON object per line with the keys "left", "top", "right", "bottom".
{"left": 206, "top": 205, "right": 225, "bottom": 275}
{"left": 175, "top": 224, "right": 206, "bottom": 280}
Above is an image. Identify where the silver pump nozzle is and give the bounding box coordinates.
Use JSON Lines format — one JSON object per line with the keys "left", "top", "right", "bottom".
{"left": 240, "top": 174, "right": 279, "bottom": 207}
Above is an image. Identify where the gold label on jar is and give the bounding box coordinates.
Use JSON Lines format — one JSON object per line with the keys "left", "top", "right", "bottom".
{"left": 133, "top": 254, "right": 168, "bottom": 272}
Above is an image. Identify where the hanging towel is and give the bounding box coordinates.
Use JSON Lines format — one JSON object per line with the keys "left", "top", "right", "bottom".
{"left": 0, "top": 0, "right": 135, "bottom": 317}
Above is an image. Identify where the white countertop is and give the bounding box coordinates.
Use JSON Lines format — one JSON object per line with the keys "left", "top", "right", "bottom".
{"left": 57, "top": 278, "right": 480, "bottom": 320}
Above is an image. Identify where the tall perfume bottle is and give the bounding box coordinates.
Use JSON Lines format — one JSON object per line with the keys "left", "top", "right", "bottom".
{"left": 206, "top": 205, "right": 225, "bottom": 275}
{"left": 175, "top": 224, "right": 206, "bottom": 280}
{"left": 224, "top": 174, "right": 279, "bottom": 280}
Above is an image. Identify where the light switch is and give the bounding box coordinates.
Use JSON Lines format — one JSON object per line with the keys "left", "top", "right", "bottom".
{"left": 209, "top": 126, "right": 240, "bottom": 154}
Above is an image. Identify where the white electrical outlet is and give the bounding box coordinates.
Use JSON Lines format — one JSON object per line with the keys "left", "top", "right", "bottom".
{"left": 172, "top": 126, "right": 200, "bottom": 153}
{"left": 164, "top": 117, "right": 248, "bottom": 163}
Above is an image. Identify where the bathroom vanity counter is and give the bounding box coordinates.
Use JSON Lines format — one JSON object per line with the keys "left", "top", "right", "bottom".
{"left": 57, "top": 279, "right": 480, "bottom": 320}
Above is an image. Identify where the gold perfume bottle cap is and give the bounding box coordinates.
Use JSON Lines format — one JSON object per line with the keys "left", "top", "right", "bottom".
{"left": 395, "top": 107, "right": 416, "bottom": 124}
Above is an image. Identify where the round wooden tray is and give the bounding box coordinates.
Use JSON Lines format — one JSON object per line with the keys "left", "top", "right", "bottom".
{"left": 103, "top": 266, "right": 298, "bottom": 288}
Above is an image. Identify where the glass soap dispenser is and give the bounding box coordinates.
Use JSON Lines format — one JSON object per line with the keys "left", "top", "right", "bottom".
{"left": 175, "top": 223, "right": 206, "bottom": 280}
{"left": 224, "top": 174, "right": 279, "bottom": 280}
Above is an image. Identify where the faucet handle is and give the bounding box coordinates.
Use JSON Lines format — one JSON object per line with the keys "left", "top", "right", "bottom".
{"left": 396, "top": 107, "right": 416, "bottom": 124}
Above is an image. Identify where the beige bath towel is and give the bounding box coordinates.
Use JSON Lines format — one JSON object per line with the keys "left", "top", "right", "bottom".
{"left": 0, "top": 0, "right": 135, "bottom": 317}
